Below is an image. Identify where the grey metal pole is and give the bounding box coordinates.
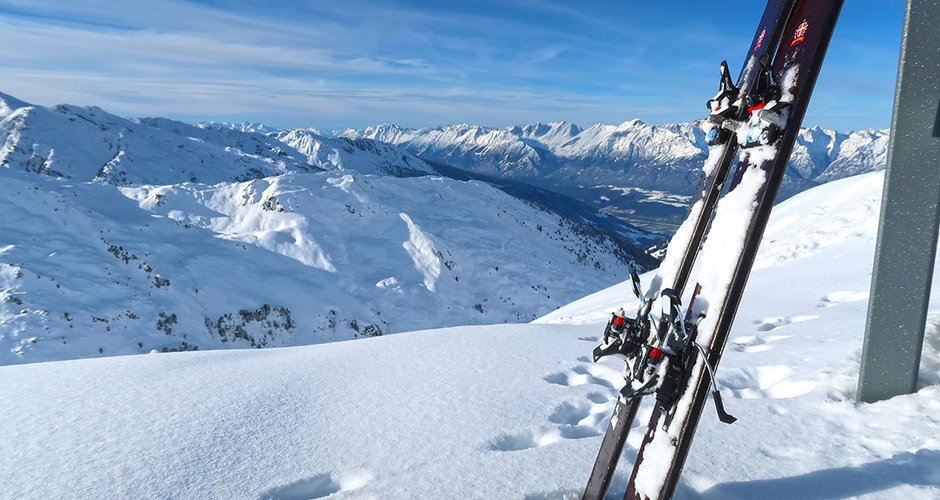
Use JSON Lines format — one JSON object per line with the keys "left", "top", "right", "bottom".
{"left": 857, "top": 0, "right": 940, "bottom": 403}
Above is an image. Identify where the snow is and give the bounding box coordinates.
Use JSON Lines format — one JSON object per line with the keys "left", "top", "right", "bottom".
{"left": 691, "top": 164, "right": 768, "bottom": 342}
{"left": 700, "top": 143, "right": 726, "bottom": 177}
{"left": 2, "top": 171, "right": 940, "bottom": 498}
{"left": 645, "top": 198, "right": 705, "bottom": 303}
{"left": 0, "top": 324, "right": 609, "bottom": 499}
{"left": 399, "top": 212, "right": 441, "bottom": 292}
{"left": 740, "top": 54, "right": 758, "bottom": 88}
{"left": 781, "top": 66, "right": 800, "bottom": 103}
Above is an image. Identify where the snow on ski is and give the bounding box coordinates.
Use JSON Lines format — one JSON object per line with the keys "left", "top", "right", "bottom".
{"left": 625, "top": 2, "right": 844, "bottom": 499}
{"left": 581, "top": 1, "right": 796, "bottom": 498}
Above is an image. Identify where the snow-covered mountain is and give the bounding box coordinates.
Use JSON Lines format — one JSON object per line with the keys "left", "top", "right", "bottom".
{"left": 341, "top": 121, "right": 706, "bottom": 193}
{"left": 3, "top": 171, "right": 938, "bottom": 498}
{"left": 203, "top": 121, "right": 283, "bottom": 135}
{"left": 343, "top": 123, "right": 558, "bottom": 178}
{"left": 341, "top": 121, "right": 888, "bottom": 232}
{"left": 342, "top": 121, "right": 888, "bottom": 192}
{"left": 790, "top": 126, "right": 889, "bottom": 182}
{"left": 0, "top": 91, "right": 446, "bottom": 184}
{"left": 0, "top": 92, "right": 654, "bottom": 365}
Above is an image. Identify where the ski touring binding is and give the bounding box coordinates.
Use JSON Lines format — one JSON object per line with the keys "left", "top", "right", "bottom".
{"left": 591, "top": 281, "right": 736, "bottom": 423}
{"left": 592, "top": 271, "right": 650, "bottom": 363}
{"left": 698, "top": 60, "right": 741, "bottom": 146}
{"left": 618, "top": 288, "right": 684, "bottom": 402}
{"left": 738, "top": 53, "right": 790, "bottom": 148}
{"left": 651, "top": 288, "right": 737, "bottom": 429}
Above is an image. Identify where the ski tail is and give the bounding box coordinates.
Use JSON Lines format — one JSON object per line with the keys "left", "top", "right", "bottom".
{"left": 582, "top": 397, "right": 642, "bottom": 500}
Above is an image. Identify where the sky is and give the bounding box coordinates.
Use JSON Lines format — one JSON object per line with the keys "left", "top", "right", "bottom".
{"left": 0, "top": 0, "right": 906, "bottom": 131}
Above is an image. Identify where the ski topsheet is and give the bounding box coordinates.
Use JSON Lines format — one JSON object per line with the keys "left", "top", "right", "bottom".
{"left": 581, "top": 1, "right": 796, "bottom": 498}
{"left": 625, "top": 2, "right": 844, "bottom": 499}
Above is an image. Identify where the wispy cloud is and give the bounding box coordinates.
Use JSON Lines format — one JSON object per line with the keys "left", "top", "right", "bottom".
{"left": 0, "top": 0, "right": 905, "bottom": 130}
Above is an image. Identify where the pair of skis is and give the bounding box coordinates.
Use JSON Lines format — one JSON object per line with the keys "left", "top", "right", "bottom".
{"left": 584, "top": 1, "right": 843, "bottom": 499}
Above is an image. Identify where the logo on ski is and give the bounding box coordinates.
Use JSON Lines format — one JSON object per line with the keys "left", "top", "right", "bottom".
{"left": 754, "top": 28, "right": 766, "bottom": 52}
{"left": 790, "top": 19, "right": 809, "bottom": 46}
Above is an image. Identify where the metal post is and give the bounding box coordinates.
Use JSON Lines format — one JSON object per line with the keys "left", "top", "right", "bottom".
{"left": 857, "top": 0, "right": 940, "bottom": 403}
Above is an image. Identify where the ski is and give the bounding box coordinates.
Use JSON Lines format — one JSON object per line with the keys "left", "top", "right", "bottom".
{"left": 625, "top": 2, "right": 844, "bottom": 499}
{"left": 581, "top": 1, "right": 796, "bottom": 498}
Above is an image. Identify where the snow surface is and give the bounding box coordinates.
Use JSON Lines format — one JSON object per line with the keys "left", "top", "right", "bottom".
{"left": 2, "top": 171, "right": 939, "bottom": 498}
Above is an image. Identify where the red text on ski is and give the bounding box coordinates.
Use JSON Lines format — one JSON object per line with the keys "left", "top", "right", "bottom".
{"left": 790, "top": 19, "right": 809, "bottom": 46}
{"left": 754, "top": 28, "right": 767, "bottom": 52}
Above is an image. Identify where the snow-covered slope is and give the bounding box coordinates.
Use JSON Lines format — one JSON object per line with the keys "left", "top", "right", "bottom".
{"left": 2, "top": 171, "right": 938, "bottom": 498}
{"left": 0, "top": 163, "right": 654, "bottom": 365}
{"left": 0, "top": 93, "right": 303, "bottom": 184}
{"left": 0, "top": 93, "right": 655, "bottom": 365}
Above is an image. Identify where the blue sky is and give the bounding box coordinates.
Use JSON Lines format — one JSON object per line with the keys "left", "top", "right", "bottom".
{"left": 0, "top": 0, "right": 905, "bottom": 131}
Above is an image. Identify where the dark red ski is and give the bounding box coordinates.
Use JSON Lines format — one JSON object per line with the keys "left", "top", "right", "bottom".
{"left": 625, "top": 1, "right": 844, "bottom": 499}
{"left": 581, "top": 1, "right": 796, "bottom": 498}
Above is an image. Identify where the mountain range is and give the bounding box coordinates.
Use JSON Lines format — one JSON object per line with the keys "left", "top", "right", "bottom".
{"left": 341, "top": 121, "right": 888, "bottom": 232}
{"left": 0, "top": 92, "right": 653, "bottom": 364}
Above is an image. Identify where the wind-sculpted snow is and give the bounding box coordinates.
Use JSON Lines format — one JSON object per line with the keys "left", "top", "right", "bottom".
{"left": 398, "top": 212, "right": 442, "bottom": 292}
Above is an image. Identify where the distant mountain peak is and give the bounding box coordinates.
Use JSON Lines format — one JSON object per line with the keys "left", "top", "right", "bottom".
{"left": 199, "top": 121, "right": 281, "bottom": 134}
{"left": 0, "top": 92, "right": 32, "bottom": 116}
{"left": 615, "top": 118, "right": 647, "bottom": 129}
